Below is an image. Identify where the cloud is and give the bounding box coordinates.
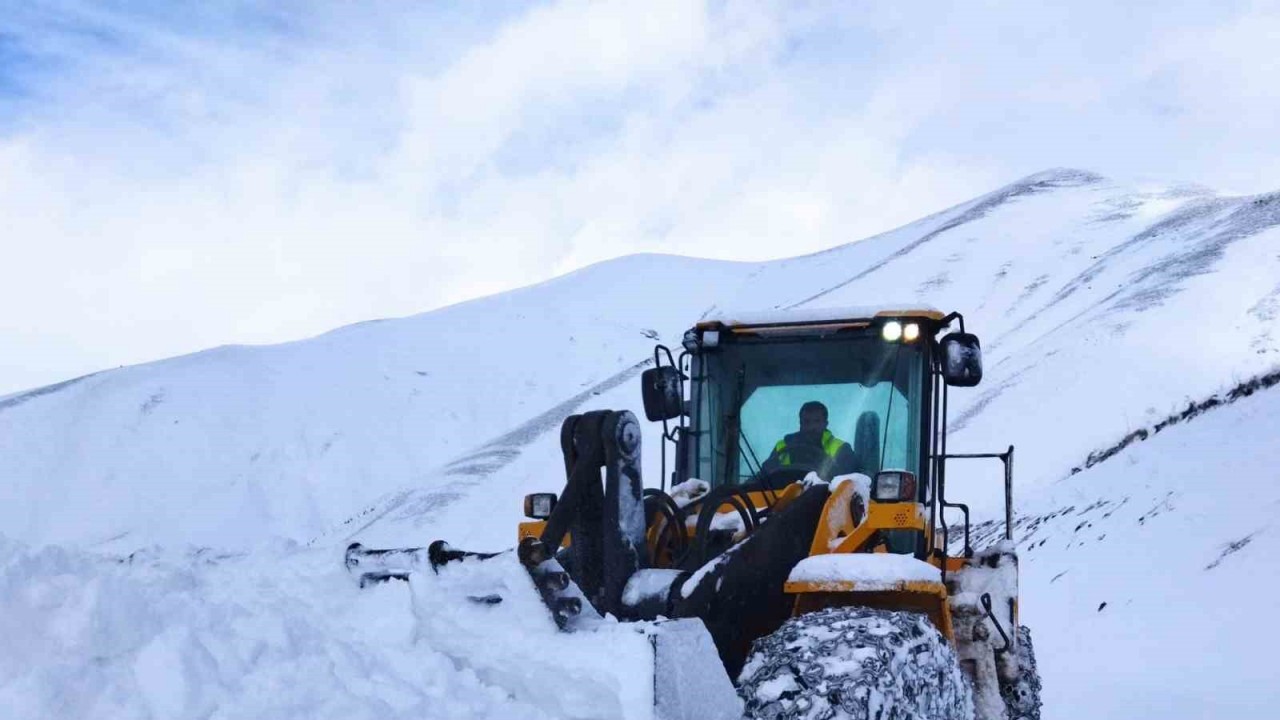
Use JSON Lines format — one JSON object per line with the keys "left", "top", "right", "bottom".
{"left": 1, "top": 0, "right": 1278, "bottom": 393}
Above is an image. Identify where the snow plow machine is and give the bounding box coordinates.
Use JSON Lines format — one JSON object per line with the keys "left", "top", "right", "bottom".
{"left": 347, "top": 307, "right": 1042, "bottom": 720}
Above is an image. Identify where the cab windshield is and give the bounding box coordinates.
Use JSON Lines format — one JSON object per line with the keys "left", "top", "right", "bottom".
{"left": 691, "top": 332, "right": 925, "bottom": 487}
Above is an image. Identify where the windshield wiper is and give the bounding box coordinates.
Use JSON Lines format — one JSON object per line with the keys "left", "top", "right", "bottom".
{"left": 723, "top": 367, "right": 775, "bottom": 494}
{"left": 739, "top": 432, "right": 764, "bottom": 478}
{"left": 722, "top": 367, "right": 746, "bottom": 487}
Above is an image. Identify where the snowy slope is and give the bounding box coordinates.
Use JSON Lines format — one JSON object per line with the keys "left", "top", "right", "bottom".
{"left": 1001, "top": 370, "right": 1280, "bottom": 717}
{"left": 2, "top": 168, "right": 1280, "bottom": 719}
{"left": 0, "top": 256, "right": 749, "bottom": 549}
{"left": 351, "top": 168, "right": 1280, "bottom": 552}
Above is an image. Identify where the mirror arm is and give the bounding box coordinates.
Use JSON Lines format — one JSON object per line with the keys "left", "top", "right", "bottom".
{"left": 939, "top": 311, "right": 965, "bottom": 334}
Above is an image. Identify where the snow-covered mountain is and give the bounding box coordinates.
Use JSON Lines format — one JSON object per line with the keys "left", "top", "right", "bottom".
{"left": 2, "top": 168, "right": 1278, "bottom": 718}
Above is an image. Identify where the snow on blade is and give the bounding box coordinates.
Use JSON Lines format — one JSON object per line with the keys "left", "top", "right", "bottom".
{"left": 408, "top": 553, "right": 658, "bottom": 720}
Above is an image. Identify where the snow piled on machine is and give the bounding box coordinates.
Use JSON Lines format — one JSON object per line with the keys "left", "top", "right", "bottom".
{"left": 787, "top": 553, "right": 941, "bottom": 589}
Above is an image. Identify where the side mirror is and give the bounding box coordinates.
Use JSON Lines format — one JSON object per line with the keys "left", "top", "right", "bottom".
{"left": 641, "top": 366, "right": 684, "bottom": 421}
{"left": 940, "top": 333, "right": 983, "bottom": 387}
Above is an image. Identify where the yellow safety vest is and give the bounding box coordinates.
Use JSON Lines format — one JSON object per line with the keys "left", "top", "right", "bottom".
{"left": 773, "top": 429, "right": 847, "bottom": 466}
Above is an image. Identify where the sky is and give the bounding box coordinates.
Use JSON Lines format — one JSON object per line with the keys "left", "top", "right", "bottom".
{"left": 1, "top": 0, "right": 1278, "bottom": 395}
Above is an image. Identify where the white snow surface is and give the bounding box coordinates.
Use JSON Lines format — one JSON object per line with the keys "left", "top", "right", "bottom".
{"left": 0, "top": 537, "right": 562, "bottom": 720}
{"left": 407, "top": 554, "right": 657, "bottom": 720}
{"left": 3, "top": 169, "right": 1280, "bottom": 718}
{"left": 1011, "top": 373, "right": 1280, "bottom": 718}
{"left": 788, "top": 553, "right": 942, "bottom": 589}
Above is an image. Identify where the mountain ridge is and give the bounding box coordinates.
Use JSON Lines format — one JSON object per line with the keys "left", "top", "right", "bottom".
{"left": 4, "top": 169, "right": 1280, "bottom": 553}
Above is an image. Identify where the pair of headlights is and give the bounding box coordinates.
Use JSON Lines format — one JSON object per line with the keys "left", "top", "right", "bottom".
{"left": 881, "top": 321, "right": 921, "bottom": 343}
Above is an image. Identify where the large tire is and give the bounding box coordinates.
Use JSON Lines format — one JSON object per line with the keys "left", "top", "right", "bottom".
{"left": 1000, "top": 626, "right": 1042, "bottom": 720}
{"left": 738, "top": 607, "right": 975, "bottom": 720}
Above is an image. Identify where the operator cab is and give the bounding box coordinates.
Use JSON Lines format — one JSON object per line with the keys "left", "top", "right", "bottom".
{"left": 685, "top": 310, "right": 936, "bottom": 492}
{"left": 650, "top": 306, "right": 974, "bottom": 491}
{"left": 639, "top": 305, "right": 986, "bottom": 556}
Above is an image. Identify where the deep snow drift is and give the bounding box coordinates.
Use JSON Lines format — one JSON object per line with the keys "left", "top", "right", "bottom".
{"left": 3, "top": 169, "right": 1280, "bottom": 718}
{"left": 0, "top": 532, "right": 687, "bottom": 719}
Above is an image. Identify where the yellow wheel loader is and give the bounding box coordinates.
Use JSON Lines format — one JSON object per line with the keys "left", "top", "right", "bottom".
{"left": 347, "top": 307, "right": 1041, "bottom": 720}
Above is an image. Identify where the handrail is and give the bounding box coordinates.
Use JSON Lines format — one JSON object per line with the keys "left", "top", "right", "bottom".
{"left": 936, "top": 381, "right": 973, "bottom": 558}
{"left": 939, "top": 447, "right": 1015, "bottom": 543}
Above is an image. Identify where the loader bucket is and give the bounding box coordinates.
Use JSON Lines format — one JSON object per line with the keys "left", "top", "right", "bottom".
{"left": 403, "top": 544, "right": 741, "bottom": 720}
{"left": 415, "top": 549, "right": 743, "bottom": 716}
{"left": 649, "top": 618, "right": 744, "bottom": 720}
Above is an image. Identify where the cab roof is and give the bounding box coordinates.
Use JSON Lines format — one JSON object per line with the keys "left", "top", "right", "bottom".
{"left": 696, "top": 304, "right": 946, "bottom": 331}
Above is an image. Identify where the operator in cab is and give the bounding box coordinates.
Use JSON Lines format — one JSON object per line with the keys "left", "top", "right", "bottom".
{"left": 760, "top": 401, "right": 858, "bottom": 480}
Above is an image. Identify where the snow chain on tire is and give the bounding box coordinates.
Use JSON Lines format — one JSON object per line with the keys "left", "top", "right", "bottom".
{"left": 999, "top": 626, "right": 1042, "bottom": 720}
{"left": 738, "top": 607, "right": 975, "bottom": 720}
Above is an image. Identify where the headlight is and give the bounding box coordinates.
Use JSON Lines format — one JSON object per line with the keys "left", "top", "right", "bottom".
{"left": 882, "top": 321, "right": 903, "bottom": 342}
{"left": 523, "top": 492, "right": 558, "bottom": 519}
{"left": 903, "top": 323, "right": 920, "bottom": 342}
{"left": 872, "top": 471, "right": 918, "bottom": 502}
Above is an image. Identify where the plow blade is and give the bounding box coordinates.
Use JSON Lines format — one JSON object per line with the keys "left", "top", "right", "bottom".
{"left": 344, "top": 540, "right": 500, "bottom": 587}
{"left": 348, "top": 537, "right": 740, "bottom": 720}
{"left": 343, "top": 538, "right": 603, "bottom": 627}
{"left": 648, "top": 618, "right": 743, "bottom": 720}
{"left": 343, "top": 410, "right": 741, "bottom": 718}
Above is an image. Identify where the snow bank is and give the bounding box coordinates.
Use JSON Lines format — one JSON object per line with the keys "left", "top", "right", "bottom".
{"left": 0, "top": 533, "right": 739, "bottom": 720}
{"left": 409, "top": 553, "right": 656, "bottom": 720}
{"left": 0, "top": 536, "right": 556, "bottom": 720}
{"left": 788, "top": 553, "right": 941, "bottom": 589}
{"left": 409, "top": 553, "right": 741, "bottom": 720}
